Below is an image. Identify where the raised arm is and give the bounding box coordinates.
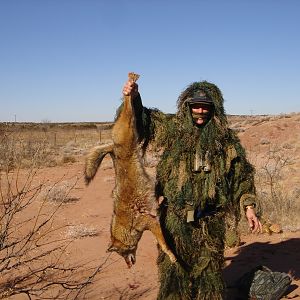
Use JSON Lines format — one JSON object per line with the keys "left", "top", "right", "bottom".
{"left": 118, "top": 78, "right": 174, "bottom": 151}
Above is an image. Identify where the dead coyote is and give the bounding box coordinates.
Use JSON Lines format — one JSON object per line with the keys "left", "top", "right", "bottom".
{"left": 85, "top": 73, "right": 176, "bottom": 267}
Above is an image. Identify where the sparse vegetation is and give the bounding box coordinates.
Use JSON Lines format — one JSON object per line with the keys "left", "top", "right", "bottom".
{"left": 66, "top": 224, "right": 100, "bottom": 239}
{"left": 0, "top": 122, "right": 112, "bottom": 170}
{"left": 228, "top": 113, "right": 300, "bottom": 232}
{"left": 62, "top": 155, "right": 77, "bottom": 164}
{"left": 0, "top": 129, "right": 108, "bottom": 299}
{"left": 0, "top": 113, "right": 299, "bottom": 298}
{"left": 39, "top": 180, "right": 80, "bottom": 204}
{"left": 253, "top": 146, "right": 300, "bottom": 231}
{"left": 260, "top": 138, "right": 270, "bottom": 145}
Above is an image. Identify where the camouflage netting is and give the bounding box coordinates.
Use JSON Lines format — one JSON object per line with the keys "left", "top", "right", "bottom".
{"left": 121, "top": 81, "right": 257, "bottom": 299}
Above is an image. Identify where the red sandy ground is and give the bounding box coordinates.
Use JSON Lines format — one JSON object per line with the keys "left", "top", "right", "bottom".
{"left": 10, "top": 157, "right": 299, "bottom": 300}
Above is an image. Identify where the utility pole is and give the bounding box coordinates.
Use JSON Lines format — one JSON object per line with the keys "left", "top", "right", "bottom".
{"left": 14, "top": 114, "right": 17, "bottom": 123}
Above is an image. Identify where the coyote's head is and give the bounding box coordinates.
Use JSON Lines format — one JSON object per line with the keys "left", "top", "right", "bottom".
{"left": 107, "top": 238, "right": 137, "bottom": 268}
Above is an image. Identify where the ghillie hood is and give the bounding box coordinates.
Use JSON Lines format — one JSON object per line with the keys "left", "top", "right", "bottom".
{"left": 174, "top": 81, "right": 230, "bottom": 157}
{"left": 177, "top": 81, "right": 227, "bottom": 128}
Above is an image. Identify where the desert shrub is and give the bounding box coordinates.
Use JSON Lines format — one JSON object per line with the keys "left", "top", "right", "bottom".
{"left": 282, "top": 142, "right": 293, "bottom": 150}
{"left": 62, "top": 155, "right": 76, "bottom": 164}
{"left": 254, "top": 147, "right": 300, "bottom": 231}
{"left": 0, "top": 128, "right": 113, "bottom": 297}
{"left": 39, "top": 180, "right": 79, "bottom": 204}
{"left": 0, "top": 168, "right": 100, "bottom": 299}
{"left": 0, "top": 123, "right": 114, "bottom": 170}
{"left": 252, "top": 120, "right": 266, "bottom": 126}
{"left": 259, "top": 138, "right": 270, "bottom": 145}
{"left": 0, "top": 129, "right": 55, "bottom": 170}
{"left": 279, "top": 113, "right": 291, "bottom": 119}
{"left": 66, "top": 224, "right": 99, "bottom": 239}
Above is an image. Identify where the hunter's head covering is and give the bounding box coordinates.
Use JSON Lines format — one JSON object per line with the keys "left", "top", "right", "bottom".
{"left": 177, "top": 81, "right": 228, "bottom": 128}
{"left": 185, "top": 89, "right": 214, "bottom": 106}
{"left": 177, "top": 81, "right": 225, "bottom": 116}
{"left": 174, "top": 81, "right": 230, "bottom": 154}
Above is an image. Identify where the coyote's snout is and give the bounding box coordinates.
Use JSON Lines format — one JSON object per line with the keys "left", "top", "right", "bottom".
{"left": 85, "top": 73, "right": 176, "bottom": 267}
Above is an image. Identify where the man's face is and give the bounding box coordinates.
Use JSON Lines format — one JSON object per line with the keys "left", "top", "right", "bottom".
{"left": 190, "top": 103, "right": 212, "bottom": 126}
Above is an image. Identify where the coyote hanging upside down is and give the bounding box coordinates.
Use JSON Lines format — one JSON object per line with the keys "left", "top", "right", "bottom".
{"left": 85, "top": 73, "right": 176, "bottom": 268}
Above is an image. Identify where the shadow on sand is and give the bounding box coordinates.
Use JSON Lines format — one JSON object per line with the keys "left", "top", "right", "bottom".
{"left": 223, "top": 238, "right": 300, "bottom": 299}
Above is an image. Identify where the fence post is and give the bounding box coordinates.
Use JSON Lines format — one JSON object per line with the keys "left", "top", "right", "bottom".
{"left": 74, "top": 130, "right": 77, "bottom": 143}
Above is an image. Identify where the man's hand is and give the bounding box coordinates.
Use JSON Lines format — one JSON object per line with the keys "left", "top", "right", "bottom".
{"left": 246, "top": 207, "right": 263, "bottom": 233}
{"left": 122, "top": 80, "right": 139, "bottom": 98}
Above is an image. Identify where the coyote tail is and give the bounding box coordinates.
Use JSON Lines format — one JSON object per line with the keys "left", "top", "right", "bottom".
{"left": 84, "top": 143, "right": 114, "bottom": 184}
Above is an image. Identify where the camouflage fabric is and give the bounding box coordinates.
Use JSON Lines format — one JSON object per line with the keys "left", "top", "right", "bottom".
{"left": 237, "top": 265, "right": 292, "bottom": 300}
{"left": 130, "top": 81, "right": 257, "bottom": 299}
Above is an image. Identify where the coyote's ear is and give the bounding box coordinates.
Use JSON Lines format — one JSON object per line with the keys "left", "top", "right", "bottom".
{"left": 107, "top": 239, "right": 116, "bottom": 252}
{"left": 107, "top": 245, "right": 118, "bottom": 252}
{"left": 107, "top": 238, "right": 121, "bottom": 252}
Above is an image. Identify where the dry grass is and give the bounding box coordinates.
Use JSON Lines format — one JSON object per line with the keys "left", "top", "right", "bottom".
{"left": 248, "top": 144, "right": 300, "bottom": 231}
{"left": 0, "top": 122, "right": 112, "bottom": 170}
{"left": 228, "top": 113, "right": 300, "bottom": 231}
{"left": 39, "top": 180, "right": 80, "bottom": 204}
{"left": 0, "top": 127, "right": 103, "bottom": 298}
{"left": 66, "top": 224, "right": 100, "bottom": 239}
{"left": 0, "top": 167, "right": 101, "bottom": 299}
{"left": 61, "top": 155, "right": 77, "bottom": 164}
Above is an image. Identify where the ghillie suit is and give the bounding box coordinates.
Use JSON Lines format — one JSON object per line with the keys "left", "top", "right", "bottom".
{"left": 133, "top": 81, "right": 257, "bottom": 299}
{"left": 85, "top": 73, "right": 176, "bottom": 268}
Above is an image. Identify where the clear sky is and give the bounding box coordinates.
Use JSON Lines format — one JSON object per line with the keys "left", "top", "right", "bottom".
{"left": 1, "top": 0, "right": 299, "bottom": 122}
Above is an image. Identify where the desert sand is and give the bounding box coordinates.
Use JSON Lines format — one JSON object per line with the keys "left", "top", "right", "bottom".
{"left": 8, "top": 158, "right": 297, "bottom": 300}
{"left": 2, "top": 113, "right": 300, "bottom": 299}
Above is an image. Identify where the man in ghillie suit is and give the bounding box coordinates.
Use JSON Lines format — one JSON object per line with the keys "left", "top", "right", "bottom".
{"left": 122, "top": 78, "right": 262, "bottom": 300}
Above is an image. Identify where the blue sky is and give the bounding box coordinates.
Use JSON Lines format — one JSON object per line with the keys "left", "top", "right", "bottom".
{"left": 1, "top": 0, "right": 299, "bottom": 122}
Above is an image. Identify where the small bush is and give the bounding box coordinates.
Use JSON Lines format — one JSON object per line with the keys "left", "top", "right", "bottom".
{"left": 0, "top": 168, "right": 99, "bottom": 299}
{"left": 255, "top": 146, "right": 300, "bottom": 231}
{"left": 62, "top": 155, "right": 76, "bottom": 164}
{"left": 282, "top": 142, "right": 293, "bottom": 150}
{"left": 39, "top": 181, "right": 79, "bottom": 204}
{"left": 260, "top": 138, "right": 270, "bottom": 145}
{"left": 66, "top": 224, "right": 99, "bottom": 239}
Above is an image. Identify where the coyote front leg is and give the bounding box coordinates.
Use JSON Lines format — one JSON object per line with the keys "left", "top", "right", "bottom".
{"left": 148, "top": 218, "right": 177, "bottom": 263}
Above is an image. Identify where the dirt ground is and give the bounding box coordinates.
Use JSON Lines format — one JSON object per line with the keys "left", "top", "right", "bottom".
{"left": 9, "top": 157, "right": 299, "bottom": 300}
{"left": 3, "top": 113, "right": 300, "bottom": 299}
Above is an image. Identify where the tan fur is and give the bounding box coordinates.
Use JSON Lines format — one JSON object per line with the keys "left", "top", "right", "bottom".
{"left": 85, "top": 143, "right": 114, "bottom": 184}
{"left": 85, "top": 73, "right": 176, "bottom": 267}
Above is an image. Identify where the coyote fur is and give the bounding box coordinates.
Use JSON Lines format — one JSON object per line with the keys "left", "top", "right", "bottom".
{"left": 85, "top": 73, "right": 176, "bottom": 267}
